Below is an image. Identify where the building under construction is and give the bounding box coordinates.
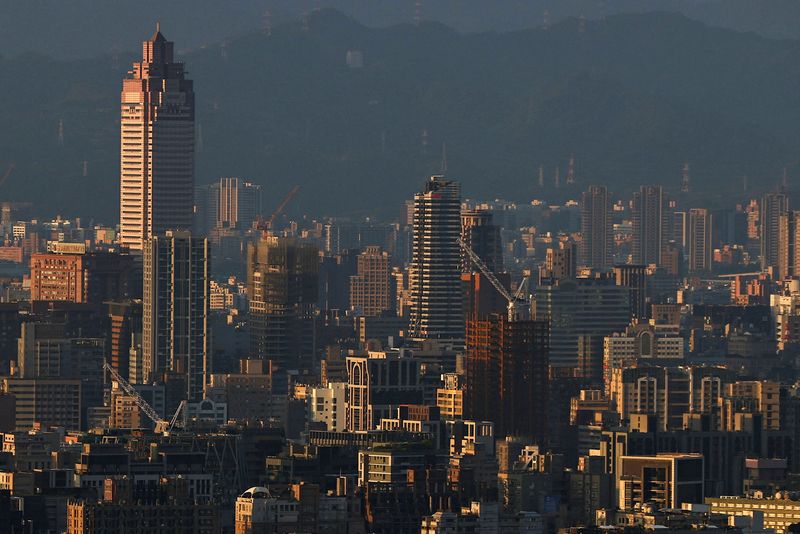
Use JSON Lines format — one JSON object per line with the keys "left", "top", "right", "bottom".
{"left": 247, "top": 235, "right": 319, "bottom": 372}
{"left": 465, "top": 314, "right": 549, "bottom": 442}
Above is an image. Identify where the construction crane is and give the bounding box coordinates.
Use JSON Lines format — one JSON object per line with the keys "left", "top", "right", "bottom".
{"left": 257, "top": 185, "right": 300, "bottom": 236}
{"left": 104, "top": 362, "right": 184, "bottom": 433}
{"left": 0, "top": 164, "right": 15, "bottom": 189}
{"left": 458, "top": 237, "right": 530, "bottom": 322}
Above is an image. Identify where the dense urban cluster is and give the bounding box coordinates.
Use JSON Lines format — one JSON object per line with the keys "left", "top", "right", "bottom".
{"left": 2, "top": 27, "right": 800, "bottom": 534}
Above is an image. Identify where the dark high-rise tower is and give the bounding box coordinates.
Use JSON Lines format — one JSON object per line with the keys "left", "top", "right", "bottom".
{"left": 409, "top": 176, "right": 463, "bottom": 343}
{"left": 580, "top": 185, "right": 613, "bottom": 271}
{"left": 761, "top": 192, "right": 789, "bottom": 273}
{"left": 120, "top": 26, "right": 195, "bottom": 251}
{"left": 247, "top": 236, "right": 318, "bottom": 371}
{"left": 632, "top": 185, "right": 670, "bottom": 266}
{"left": 460, "top": 209, "right": 503, "bottom": 273}
{"left": 688, "top": 208, "right": 713, "bottom": 274}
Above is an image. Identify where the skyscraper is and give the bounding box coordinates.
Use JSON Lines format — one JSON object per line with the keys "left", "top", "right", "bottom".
{"left": 687, "top": 208, "right": 713, "bottom": 273}
{"left": 198, "top": 177, "right": 263, "bottom": 234}
{"left": 580, "top": 185, "right": 613, "bottom": 271}
{"left": 465, "top": 314, "right": 549, "bottom": 440}
{"left": 778, "top": 211, "right": 800, "bottom": 279}
{"left": 142, "top": 231, "right": 208, "bottom": 401}
{"left": 761, "top": 192, "right": 789, "bottom": 273}
{"left": 247, "top": 236, "right": 318, "bottom": 371}
{"left": 632, "top": 185, "right": 670, "bottom": 266}
{"left": 460, "top": 209, "right": 503, "bottom": 273}
{"left": 120, "top": 27, "right": 195, "bottom": 251}
{"left": 409, "top": 176, "right": 463, "bottom": 343}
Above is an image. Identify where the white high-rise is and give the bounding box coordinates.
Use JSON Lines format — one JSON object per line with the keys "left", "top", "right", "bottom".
{"left": 119, "top": 26, "right": 195, "bottom": 250}
{"left": 408, "top": 176, "right": 463, "bottom": 343}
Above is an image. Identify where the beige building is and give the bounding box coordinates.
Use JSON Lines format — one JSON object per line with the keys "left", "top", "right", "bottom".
{"left": 725, "top": 380, "right": 781, "bottom": 430}
{"left": 3, "top": 378, "right": 81, "bottom": 430}
{"left": 350, "top": 246, "right": 392, "bottom": 316}
{"left": 120, "top": 26, "right": 195, "bottom": 250}
{"left": 707, "top": 495, "right": 800, "bottom": 534}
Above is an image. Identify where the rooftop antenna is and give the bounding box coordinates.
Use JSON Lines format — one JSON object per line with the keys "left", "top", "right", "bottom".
{"left": 681, "top": 162, "right": 690, "bottom": 193}
{"left": 440, "top": 142, "right": 448, "bottom": 174}
{"left": 566, "top": 154, "right": 575, "bottom": 185}
{"left": 538, "top": 165, "right": 544, "bottom": 188}
{"left": 156, "top": 21, "right": 160, "bottom": 33}
{"left": 82, "top": 161, "right": 88, "bottom": 177}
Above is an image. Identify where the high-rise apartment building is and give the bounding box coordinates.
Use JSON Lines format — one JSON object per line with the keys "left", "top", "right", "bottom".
{"left": 142, "top": 231, "right": 208, "bottom": 401}
{"left": 632, "top": 186, "right": 670, "bottom": 266}
{"left": 350, "top": 246, "right": 392, "bottom": 316}
{"left": 688, "top": 208, "right": 713, "bottom": 273}
{"left": 460, "top": 209, "right": 503, "bottom": 273}
{"left": 120, "top": 27, "right": 195, "bottom": 250}
{"left": 247, "top": 236, "right": 318, "bottom": 371}
{"left": 409, "top": 176, "right": 463, "bottom": 342}
{"left": 580, "top": 185, "right": 613, "bottom": 271}
{"left": 760, "top": 192, "right": 789, "bottom": 273}
{"left": 197, "top": 177, "right": 263, "bottom": 234}
{"left": 778, "top": 211, "right": 800, "bottom": 279}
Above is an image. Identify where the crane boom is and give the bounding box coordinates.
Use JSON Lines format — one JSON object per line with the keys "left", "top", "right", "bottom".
{"left": 0, "top": 164, "right": 15, "bottom": 189}
{"left": 459, "top": 237, "right": 530, "bottom": 322}
{"left": 266, "top": 185, "right": 300, "bottom": 230}
{"left": 459, "top": 237, "right": 514, "bottom": 302}
{"left": 104, "top": 362, "right": 165, "bottom": 429}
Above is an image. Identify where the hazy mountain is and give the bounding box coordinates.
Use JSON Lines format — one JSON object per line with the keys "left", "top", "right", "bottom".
{"left": 0, "top": 10, "right": 798, "bottom": 221}
{"left": 1, "top": 1, "right": 800, "bottom": 61}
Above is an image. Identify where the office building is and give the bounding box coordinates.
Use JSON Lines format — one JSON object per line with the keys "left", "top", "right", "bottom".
{"left": 142, "top": 231, "right": 209, "bottom": 401}
{"left": 350, "top": 246, "right": 392, "bottom": 316}
{"left": 119, "top": 27, "right": 195, "bottom": 250}
{"left": 631, "top": 186, "right": 669, "bottom": 266}
{"left": 198, "top": 177, "right": 262, "bottom": 234}
{"left": 2, "top": 378, "right": 81, "bottom": 430}
{"left": 761, "top": 192, "right": 789, "bottom": 273}
{"left": 618, "top": 454, "right": 704, "bottom": 510}
{"left": 460, "top": 209, "right": 503, "bottom": 273}
{"left": 409, "top": 176, "right": 463, "bottom": 342}
{"left": 534, "top": 277, "right": 631, "bottom": 368}
{"left": 687, "top": 208, "right": 713, "bottom": 273}
{"left": 580, "top": 185, "right": 613, "bottom": 271}
{"left": 30, "top": 251, "right": 134, "bottom": 304}
{"left": 247, "top": 235, "right": 318, "bottom": 371}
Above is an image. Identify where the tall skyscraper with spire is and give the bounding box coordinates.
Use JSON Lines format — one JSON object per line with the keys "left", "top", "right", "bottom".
{"left": 119, "top": 25, "right": 195, "bottom": 250}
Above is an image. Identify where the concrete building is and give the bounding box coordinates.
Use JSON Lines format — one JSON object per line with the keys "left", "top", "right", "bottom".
{"left": 707, "top": 495, "right": 800, "bottom": 534}
{"left": 247, "top": 236, "right": 318, "bottom": 371}
{"left": 142, "top": 231, "right": 209, "bottom": 401}
{"left": 688, "top": 208, "right": 713, "bottom": 273}
{"left": 632, "top": 185, "right": 670, "bottom": 266}
{"left": 618, "top": 454, "right": 704, "bottom": 510}
{"left": 346, "top": 350, "right": 422, "bottom": 431}
{"left": 2, "top": 378, "right": 81, "bottom": 430}
{"left": 460, "top": 209, "right": 503, "bottom": 273}
{"left": 350, "top": 246, "right": 392, "bottom": 316}
{"left": 465, "top": 315, "right": 549, "bottom": 440}
{"left": 409, "top": 176, "right": 463, "bottom": 343}
{"left": 760, "top": 192, "right": 789, "bottom": 273}
{"left": 308, "top": 381, "right": 347, "bottom": 432}
{"left": 580, "top": 185, "right": 613, "bottom": 271}
{"left": 119, "top": 27, "right": 195, "bottom": 251}
{"left": 778, "top": 210, "right": 800, "bottom": 279}
{"left": 534, "top": 277, "right": 631, "bottom": 368}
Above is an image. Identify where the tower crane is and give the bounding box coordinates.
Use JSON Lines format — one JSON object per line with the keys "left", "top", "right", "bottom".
{"left": 104, "top": 362, "right": 184, "bottom": 433}
{"left": 459, "top": 237, "right": 530, "bottom": 322}
{"left": 0, "top": 164, "right": 15, "bottom": 189}
{"left": 257, "top": 185, "right": 300, "bottom": 236}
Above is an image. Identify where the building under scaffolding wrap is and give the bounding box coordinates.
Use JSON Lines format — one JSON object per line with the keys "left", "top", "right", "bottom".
{"left": 246, "top": 235, "right": 319, "bottom": 372}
